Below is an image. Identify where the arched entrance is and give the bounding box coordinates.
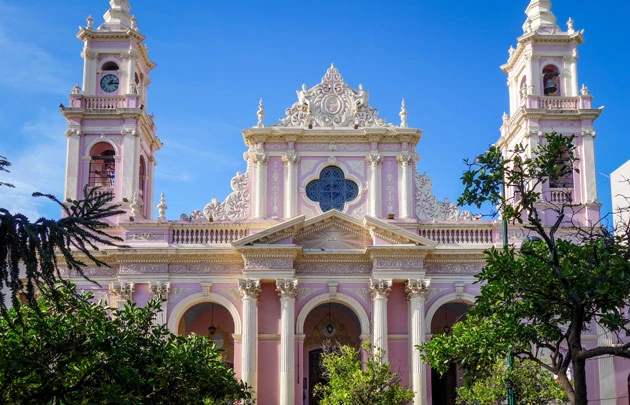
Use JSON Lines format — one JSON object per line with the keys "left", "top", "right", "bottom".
{"left": 177, "top": 301, "right": 235, "bottom": 368}
{"left": 430, "top": 301, "right": 470, "bottom": 405}
{"left": 302, "top": 302, "right": 362, "bottom": 405}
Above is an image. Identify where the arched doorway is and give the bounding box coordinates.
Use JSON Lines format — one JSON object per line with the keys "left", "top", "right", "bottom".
{"left": 177, "top": 301, "right": 235, "bottom": 368}
{"left": 302, "top": 302, "right": 362, "bottom": 405}
{"left": 430, "top": 302, "right": 470, "bottom": 405}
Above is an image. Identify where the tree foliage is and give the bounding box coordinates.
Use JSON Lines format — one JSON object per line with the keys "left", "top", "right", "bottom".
{"left": 0, "top": 284, "right": 252, "bottom": 404}
{"left": 420, "top": 133, "right": 630, "bottom": 405}
{"left": 0, "top": 179, "right": 125, "bottom": 315}
{"left": 314, "top": 343, "right": 413, "bottom": 405}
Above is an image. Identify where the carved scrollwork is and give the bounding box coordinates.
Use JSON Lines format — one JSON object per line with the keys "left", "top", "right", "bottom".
{"left": 369, "top": 279, "right": 392, "bottom": 299}
{"left": 202, "top": 171, "right": 250, "bottom": 222}
{"left": 279, "top": 64, "right": 390, "bottom": 128}
{"left": 405, "top": 279, "right": 430, "bottom": 299}
{"left": 414, "top": 172, "right": 459, "bottom": 221}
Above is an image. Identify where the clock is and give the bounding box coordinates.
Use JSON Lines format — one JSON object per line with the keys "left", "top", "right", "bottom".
{"left": 100, "top": 74, "right": 119, "bottom": 93}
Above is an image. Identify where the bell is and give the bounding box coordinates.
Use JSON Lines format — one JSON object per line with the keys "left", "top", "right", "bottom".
{"left": 544, "top": 78, "right": 557, "bottom": 95}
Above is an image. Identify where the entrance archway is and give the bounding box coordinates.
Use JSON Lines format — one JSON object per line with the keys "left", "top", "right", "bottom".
{"left": 177, "top": 301, "right": 236, "bottom": 368}
{"left": 302, "top": 301, "right": 363, "bottom": 405}
{"left": 430, "top": 301, "right": 470, "bottom": 405}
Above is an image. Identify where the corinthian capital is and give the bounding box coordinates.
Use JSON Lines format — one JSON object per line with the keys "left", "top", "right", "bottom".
{"left": 397, "top": 151, "right": 412, "bottom": 166}
{"left": 238, "top": 279, "right": 261, "bottom": 300}
{"left": 282, "top": 151, "right": 299, "bottom": 165}
{"left": 249, "top": 148, "right": 268, "bottom": 165}
{"left": 276, "top": 279, "right": 298, "bottom": 300}
{"left": 149, "top": 281, "right": 170, "bottom": 300}
{"left": 110, "top": 281, "right": 134, "bottom": 303}
{"left": 370, "top": 278, "right": 392, "bottom": 299}
{"left": 405, "top": 279, "right": 430, "bottom": 299}
{"left": 366, "top": 152, "right": 382, "bottom": 167}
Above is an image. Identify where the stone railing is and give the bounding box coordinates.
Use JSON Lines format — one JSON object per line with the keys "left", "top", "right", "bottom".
{"left": 549, "top": 188, "right": 573, "bottom": 204}
{"left": 418, "top": 226, "right": 495, "bottom": 245}
{"left": 84, "top": 96, "right": 126, "bottom": 110}
{"left": 537, "top": 96, "right": 579, "bottom": 110}
{"left": 171, "top": 225, "right": 249, "bottom": 245}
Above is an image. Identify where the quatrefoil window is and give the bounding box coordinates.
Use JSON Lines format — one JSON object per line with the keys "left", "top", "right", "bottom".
{"left": 305, "top": 166, "right": 359, "bottom": 212}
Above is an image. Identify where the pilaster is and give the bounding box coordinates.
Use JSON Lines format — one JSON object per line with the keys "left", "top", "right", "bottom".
{"left": 283, "top": 151, "right": 299, "bottom": 219}
{"left": 149, "top": 281, "right": 170, "bottom": 325}
{"left": 367, "top": 152, "right": 383, "bottom": 217}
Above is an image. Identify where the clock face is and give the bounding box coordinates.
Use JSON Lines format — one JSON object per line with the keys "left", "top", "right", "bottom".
{"left": 100, "top": 74, "right": 119, "bottom": 93}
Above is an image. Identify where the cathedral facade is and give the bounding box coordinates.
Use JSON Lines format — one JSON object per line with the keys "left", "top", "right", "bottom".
{"left": 59, "top": 1, "right": 628, "bottom": 404}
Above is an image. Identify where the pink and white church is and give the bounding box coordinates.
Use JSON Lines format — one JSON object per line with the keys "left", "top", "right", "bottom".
{"left": 58, "top": 1, "right": 629, "bottom": 403}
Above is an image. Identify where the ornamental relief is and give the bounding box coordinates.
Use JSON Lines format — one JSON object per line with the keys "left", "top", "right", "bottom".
{"left": 298, "top": 287, "right": 322, "bottom": 304}
{"left": 169, "top": 263, "right": 241, "bottom": 274}
{"left": 125, "top": 232, "right": 165, "bottom": 241}
{"left": 414, "top": 172, "right": 459, "bottom": 221}
{"left": 201, "top": 171, "right": 250, "bottom": 222}
{"left": 280, "top": 64, "right": 390, "bottom": 129}
{"left": 300, "top": 159, "right": 317, "bottom": 175}
{"left": 348, "top": 160, "right": 365, "bottom": 176}
{"left": 298, "top": 226, "right": 368, "bottom": 250}
{"left": 243, "top": 258, "right": 293, "bottom": 270}
{"left": 119, "top": 263, "right": 167, "bottom": 274}
{"left": 58, "top": 266, "right": 115, "bottom": 277}
{"left": 424, "top": 263, "right": 482, "bottom": 274}
{"left": 296, "top": 263, "right": 372, "bottom": 274}
{"left": 344, "top": 287, "right": 369, "bottom": 303}
{"left": 373, "top": 258, "right": 423, "bottom": 270}
{"left": 271, "top": 161, "right": 280, "bottom": 216}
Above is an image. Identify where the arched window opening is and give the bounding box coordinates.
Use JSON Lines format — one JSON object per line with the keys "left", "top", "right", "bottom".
{"left": 89, "top": 143, "right": 116, "bottom": 189}
{"left": 101, "top": 61, "right": 119, "bottom": 71}
{"left": 305, "top": 166, "right": 359, "bottom": 212}
{"left": 139, "top": 156, "right": 147, "bottom": 205}
{"left": 542, "top": 65, "right": 560, "bottom": 96}
{"left": 549, "top": 151, "right": 574, "bottom": 189}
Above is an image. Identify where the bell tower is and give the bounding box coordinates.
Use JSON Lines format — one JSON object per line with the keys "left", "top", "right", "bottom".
{"left": 61, "top": 0, "right": 161, "bottom": 221}
{"left": 498, "top": 0, "right": 602, "bottom": 225}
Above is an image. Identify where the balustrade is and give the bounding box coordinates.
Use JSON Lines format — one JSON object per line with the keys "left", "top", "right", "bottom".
{"left": 418, "top": 227, "right": 494, "bottom": 244}
{"left": 549, "top": 188, "right": 573, "bottom": 203}
{"left": 171, "top": 226, "right": 249, "bottom": 244}
{"left": 537, "top": 96, "right": 579, "bottom": 110}
{"left": 84, "top": 96, "right": 126, "bottom": 110}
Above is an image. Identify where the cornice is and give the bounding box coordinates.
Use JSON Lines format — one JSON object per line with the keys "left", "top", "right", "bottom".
{"left": 77, "top": 28, "right": 156, "bottom": 70}
{"left": 502, "top": 31, "right": 584, "bottom": 73}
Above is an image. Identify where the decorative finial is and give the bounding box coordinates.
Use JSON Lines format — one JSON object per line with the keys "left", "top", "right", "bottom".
{"left": 86, "top": 15, "right": 94, "bottom": 29}
{"left": 71, "top": 84, "right": 82, "bottom": 95}
{"left": 567, "top": 17, "right": 574, "bottom": 34}
{"left": 157, "top": 192, "right": 167, "bottom": 220}
{"left": 508, "top": 46, "right": 515, "bottom": 57}
{"left": 399, "top": 99, "right": 408, "bottom": 128}
{"left": 502, "top": 112, "right": 509, "bottom": 123}
{"left": 130, "top": 15, "right": 137, "bottom": 30}
{"left": 257, "top": 98, "right": 265, "bottom": 128}
{"left": 130, "top": 192, "right": 142, "bottom": 219}
{"left": 580, "top": 84, "right": 590, "bottom": 96}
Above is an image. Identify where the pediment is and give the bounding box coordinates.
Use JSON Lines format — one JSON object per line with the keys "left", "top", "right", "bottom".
{"left": 232, "top": 210, "right": 437, "bottom": 250}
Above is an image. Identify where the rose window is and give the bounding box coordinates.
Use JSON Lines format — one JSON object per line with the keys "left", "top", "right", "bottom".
{"left": 305, "top": 166, "right": 358, "bottom": 212}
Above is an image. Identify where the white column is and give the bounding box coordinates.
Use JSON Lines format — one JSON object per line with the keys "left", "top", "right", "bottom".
{"left": 366, "top": 153, "right": 383, "bottom": 217}
{"left": 251, "top": 148, "right": 268, "bottom": 219}
{"left": 596, "top": 324, "right": 616, "bottom": 405}
{"left": 283, "top": 152, "right": 298, "bottom": 218}
{"left": 64, "top": 128, "right": 81, "bottom": 201}
{"left": 581, "top": 131, "right": 598, "bottom": 204}
{"left": 276, "top": 279, "right": 298, "bottom": 405}
{"left": 81, "top": 48, "right": 97, "bottom": 95}
{"left": 398, "top": 152, "right": 413, "bottom": 218}
{"left": 239, "top": 279, "right": 261, "bottom": 397}
{"left": 149, "top": 281, "right": 170, "bottom": 326}
{"left": 370, "top": 279, "right": 391, "bottom": 362}
{"left": 406, "top": 279, "right": 430, "bottom": 405}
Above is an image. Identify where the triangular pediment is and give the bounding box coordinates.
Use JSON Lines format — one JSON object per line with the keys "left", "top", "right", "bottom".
{"left": 232, "top": 210, "right": 437, "bottom": 250}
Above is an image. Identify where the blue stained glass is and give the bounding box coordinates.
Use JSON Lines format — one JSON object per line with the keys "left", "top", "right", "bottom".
{"left": 306, "top": 166, "right": 359, "bottom": 212}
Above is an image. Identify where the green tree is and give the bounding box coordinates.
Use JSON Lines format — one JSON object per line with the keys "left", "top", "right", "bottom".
{"left": 420, "top": 133, "right": 630, "bottom": 405}
{"left": 0, "top": 284, "right": 252, "bottom": 404}
{"left": 314, "top": 343, "right": 414, "bottom": 405}
{"left": 0, "top": 154, "right": 125, "bottom": 314}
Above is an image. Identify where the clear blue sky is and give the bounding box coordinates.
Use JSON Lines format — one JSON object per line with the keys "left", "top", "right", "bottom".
{"left": 0, "top": 0, "right": 628, "bottom": 226}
